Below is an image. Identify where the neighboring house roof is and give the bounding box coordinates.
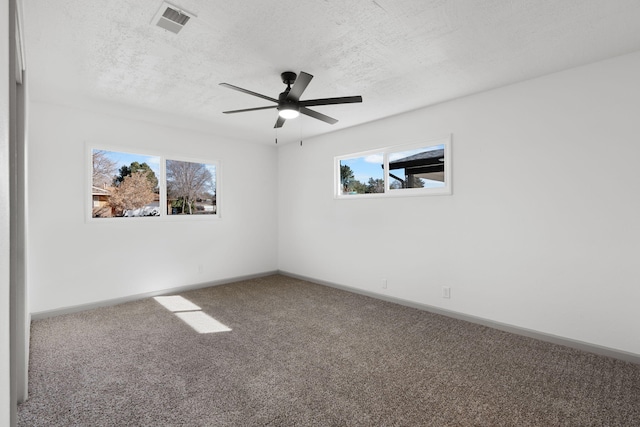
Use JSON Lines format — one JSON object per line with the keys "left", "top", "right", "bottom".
{"left": 92, "top": 186, "right": 111, "bottom": 196}
{"left": 389, "top": 149, "right": 445, "bottom": 174}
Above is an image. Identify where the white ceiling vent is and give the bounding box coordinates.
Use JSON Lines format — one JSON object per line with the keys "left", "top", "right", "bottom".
{"left": 152, "top": 2, "right": 195, "bottom": 34}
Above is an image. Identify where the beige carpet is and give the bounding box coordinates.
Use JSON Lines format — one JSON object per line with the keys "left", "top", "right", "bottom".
{"left": 17, "top": 274, "right": 640, "bottom": 426}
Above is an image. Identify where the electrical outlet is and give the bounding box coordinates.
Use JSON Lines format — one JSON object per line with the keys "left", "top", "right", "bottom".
{"left": 382, "top": 279, "right": 387, "bottom": 289}
{"left": 442, "top": 286, "right": 451, "bottom": 299}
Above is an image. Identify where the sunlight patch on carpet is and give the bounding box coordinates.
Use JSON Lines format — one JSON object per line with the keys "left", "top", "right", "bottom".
{"left": 154, "top": 295, "right": 201, "bottom": 312}
{"left": 153, "top": 295, "right": 231, "bottom": 334}
{"left": 174, "top": 311, "right": 232, "bottom": 334}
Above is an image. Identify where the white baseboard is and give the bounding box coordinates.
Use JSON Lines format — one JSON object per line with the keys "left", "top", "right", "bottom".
{"left": 30, "top": 271, "right": 279, "bottom": 320}
{"left": 279, "top": 270, "right": 640, "bottom": 365}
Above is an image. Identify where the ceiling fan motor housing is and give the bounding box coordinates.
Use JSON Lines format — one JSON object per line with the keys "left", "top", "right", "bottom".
{"left": 277, "top": 91, "right": 300, "bottom": 117}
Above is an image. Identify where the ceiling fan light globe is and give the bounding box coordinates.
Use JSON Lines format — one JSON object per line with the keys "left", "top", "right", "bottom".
{"left": 278, "top": 109, "right": 300, "bottom": 119}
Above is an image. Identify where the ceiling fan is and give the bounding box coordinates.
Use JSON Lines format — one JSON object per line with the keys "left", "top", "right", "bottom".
{"left": 220, "top": 71, "right": 363, "bottom": 128}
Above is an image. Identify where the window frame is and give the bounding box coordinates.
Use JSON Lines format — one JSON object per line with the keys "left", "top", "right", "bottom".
{"left": 86, "top": 143, "right": 221, "bottom": 222}
{"left": 334, "top": 135, "right": 452, "bottom": 199}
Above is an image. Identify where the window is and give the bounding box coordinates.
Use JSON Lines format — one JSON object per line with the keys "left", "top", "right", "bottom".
{"left": 91, "top": 149, "right": 161, "bottom": 218}
{"left": 339, "top": 154, "right": 385, "bottom": 195}
{"left": 89, "top": 147, "right": 219, "bottom": 220}
{"left": 388, "top": 145, "right": 446, "bottom": 191}
{"left": 335, "top": 135, "right": 451, "bottom": 198}
{"left": 166, "top": 159, "right": 217, "bottom": 215}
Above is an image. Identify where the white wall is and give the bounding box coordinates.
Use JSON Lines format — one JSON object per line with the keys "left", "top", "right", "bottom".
{"left": 278, "top": 51, "right": 640, "bottom": 356}
{"left": 28, "top": 102, "right": 278, "bottom": 314}
{"left": 1, "top": 0, "right": 13, "bottom": 422}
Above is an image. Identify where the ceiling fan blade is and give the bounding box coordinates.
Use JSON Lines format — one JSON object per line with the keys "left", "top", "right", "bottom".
{"left": 274, "top": 116, "right": 286, "bottom": 128}
{"left": 219, "top": 83, "right": 278, "bottom": 103}
{"left": 223, "top": 105, "right": 277, "bottom": 114}
{"left": 300, "top": 107, "right": 338, "bottom": 125}
{"left": 286, "top": 71, "right": 313, "bottom": 101}
{"left": 299, "top": 95, "right": 363, "bottom": 107}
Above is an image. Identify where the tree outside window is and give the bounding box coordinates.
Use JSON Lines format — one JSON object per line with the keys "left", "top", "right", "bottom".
{"left": 91, "top": 149, "right": 160, "bottom": 218}
{"left": 166, "top": 160, "right": 216, "bottom": 215}
{"left": 339, "top": 156, "right": 384, "bottom": 195}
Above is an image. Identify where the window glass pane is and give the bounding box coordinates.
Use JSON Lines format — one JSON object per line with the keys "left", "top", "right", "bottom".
{"left": 91, "top": 149, "right": 160, "bottom": 218}
{"left": 388, "top": 144, "right": 446, "bottom": 190}
{"left": 166, "top": 160, "right": 217, "bottom": 215}
{"left": 339, "top": 154, "right": 385, "bottom": 195}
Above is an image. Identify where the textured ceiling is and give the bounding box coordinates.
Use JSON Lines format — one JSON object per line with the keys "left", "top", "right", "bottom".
{"left": 20, "top": 0, "right": 640, "bottom": 145}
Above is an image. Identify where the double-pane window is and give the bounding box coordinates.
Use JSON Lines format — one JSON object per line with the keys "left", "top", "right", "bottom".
{"left": 336, "top": 136, "right": 451, "bottom": 198}
{"left": 90, "top": 148, "right": 219, "bottom": 220}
